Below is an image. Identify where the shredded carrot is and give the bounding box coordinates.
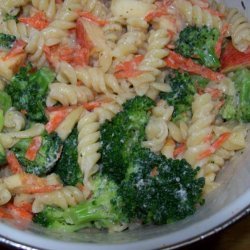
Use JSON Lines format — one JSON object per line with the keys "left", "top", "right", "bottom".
{"left": 6, "top": 151, "right": 23, "bottom": 174}
{"left": 83, "top": 101, "right": 102, "bottom": 111}
{"left": 114, "top": 55, "right": 145, "bottom": 79}
{"left": 45, "top": 107, "right": 74, "bottom": 133}
{"left": 204, "top": 87, "right": 223, "bottom": 99}
{"left": 19, "top": 11, "right": 49, "bottom": 30}
{"left": 76, "top": 18, "right": 93, "bottom": 50}
{"left": 0, "top": 207, "right": 13, "bottom": 219}
{"left": 145, "top": 10, "right": 167, "bottom": 22}
{"left": 5, "top": 203, "right": 33, "bottom": 221}
{"left": 16, "top": 203, "right": 33, "bottom": 213}
{"left": 215, "top": 24, "right": 229, "bottom": 57}
{"left": 78, "top": 12, "right": 108, "bottom": 26}
{"left": 25, "top": 136, "right": 42, "bottom": 161}
{"left": 198, "top": 132, "right": 231, "bottom": 160}
{"left": 43, "top": 44, "right": 89, "bottom": 68}
{"left": 3, "top": 40, "right": 26, "bottom": 61}
{"left": 164, "top": 51, "right": 225, "bottom": 81}
{"left": 173, "top": 143, "right": 186, "bottom": 158}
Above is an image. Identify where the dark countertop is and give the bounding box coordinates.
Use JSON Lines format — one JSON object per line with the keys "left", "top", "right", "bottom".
{"left": 1, "top": 214, "right": 250, "bottom": 250}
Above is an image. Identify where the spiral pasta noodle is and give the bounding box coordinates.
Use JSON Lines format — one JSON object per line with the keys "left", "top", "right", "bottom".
{"left": 4, "top": 108, "right": 26, "bottom": 132}
{"left": 31, "top": 0, "right": 57, "bottom": 20}
{"left": 77, "top": 111, "right": 100, "bottom": 189}
{"left": 226, "top": 8, "right": 250, "bottom": 52}
{"left": 0, "top": 180, "right": 12, "bottom": 206}
{"left": 143, "top": 101, "right": 173, "bottom": 153}
{"left": 46, "top": 83, "right": 95, "bottom": 107}
{"left": 174, "top": 0, "right": 223, "bottom": 30}
{"left": 32, "top": 186, "right": 85, "bottom": 213}
{"left": 184, "top": 93, "right": 216, "bottom": 167}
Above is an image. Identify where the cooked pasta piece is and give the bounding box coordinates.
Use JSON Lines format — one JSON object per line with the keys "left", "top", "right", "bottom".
{"left": 143, "top": 101, "right": 173, "bottom": 153}
{"left": 226, "top": 8, "right": 250, "bottom": 52}
{"left": 31, "top": 0, "right": 57, "bottom": 20}
{"left": 46, "top": 83, "right": 95, "bottom": 107}
{"left": 0, "top": 180, "right": 12, "bottom": 206}
{"left": 56, "top": 106, "right": 85, "bottom": 141}
{"left": 32, "top": 186, "right": 85, "bottom": 213}
{"left": 174, "top": 0, "right": 223, "bottom": 30}
{"left": 184, "top": 93, "right": 217, "bottom": 167}
{"left": 4, "top": 108, "right": 26, "bottom": 132}
{"left": 77, "top": 111, "right": 100, "bottom": 189}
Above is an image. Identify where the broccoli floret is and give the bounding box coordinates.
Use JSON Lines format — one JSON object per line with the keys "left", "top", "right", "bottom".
{"left": 0, "top": 33, "right": 16, "bottom": 50}
{"left": 100, "top": 95, "right": 155, "bottom": 183}
{"left": 0, "top": 91, "right": 12, "bottom": 113}
{"left": 119, "top": 151, "right": 204, "bottom": 224}
{"left": 175, "top": 26, "right": 220, "bottom": 70}
{"left": 33, "top": 175, "right": 126, "bottom": 232}
{"left": 160, "top": 70, "right": 208, "bottom": 121}
{"left": 5, "top": 65, "right": 55, "bottom": 122}
{"left": 54, "top": 128, "right": 83, "bottom": 186}
{"left": 12, "top": 132, "right": 62, "bottom": 176}
{"left": 0, "top": 143, "right": 6, "bottom": 165}
{"left": 3, "top": 13, "right": 18, "bottom": 22}
{"left": 221, "top": 68, "right": 250, "bottom": 122}
{"left": 101, "top": 96, "right": 205, "bottom": 224}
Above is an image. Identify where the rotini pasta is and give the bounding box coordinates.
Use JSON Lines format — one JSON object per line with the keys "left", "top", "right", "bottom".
{"left": 32, "top": 186, "right": 85, "bottom": 213}
{"left": 174, "top": 0, "right": 223, "bottom": 30}
{"left": 4, "top": 108, "right": 26, "bottom": 132}
{"left": 46, "top": 83, "right": 95, "bottom": 107}
{"left": 77, "top": 111, "right": 100, "bottom": 189}
{"left": 226, "top": 8, "right": 250, "bottom": 52}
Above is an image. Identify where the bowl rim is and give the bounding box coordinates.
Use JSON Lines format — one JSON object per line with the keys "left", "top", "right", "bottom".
{"left": 0, "top": 204, "right": 249, "bottom": 250}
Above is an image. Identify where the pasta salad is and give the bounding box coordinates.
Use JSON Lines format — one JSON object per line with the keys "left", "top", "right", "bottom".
{"left": 0, "top": 0, "right": 249, "bottom": 232}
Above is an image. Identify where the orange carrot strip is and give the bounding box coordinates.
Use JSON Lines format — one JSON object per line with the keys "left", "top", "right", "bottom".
{"left": 6, "top": 151, "right": 23, "bottom": 174}
{"left": 164, "top": 51, "right": 225, "bottom": 81}
{"left": 173, "top": 143, "right": 186, "bottom": 158}
{"left": 204, "top": 87, "right": 223, "bottom": 99}
{"left": 25, "top": 136, "right": 42, "bottom": 161}
{"left": 145, "top": 10, "right": 167, "bottom": 22}
{"left": 0, "top": 207, "right": 13, "bottom": 219}
{"left": 76, "top": 18, "right": 93, "bottom": 50}
{"left": 3, "top": 40, "right": 26, "bottom": 61}
{"left": 198, "top": 132, "right": 231, "bottom": 160}
{"left": 45, "top": 107, "right": 74, "bottom": 133}
{"left": 19, "top": 11, "right": 49, "bottom": 30}
{"left": 83, "top": 101, "right": 102, "bottom": 111}
{"left": 78, "top": 11, "right": 108, "bottom": 26}
{"left": 114, "top": 55, "right": 145, "bottom": 79}
{"left": 16, "top": 203, "right": 33, "bottom": 213}
{"left": 5, "top": 203, "right": 33, "bottom": 221}
{"left": 215, "top": 24, "right": 229, "bottom": 57}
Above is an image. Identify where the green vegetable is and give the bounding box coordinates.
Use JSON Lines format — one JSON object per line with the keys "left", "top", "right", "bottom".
{"left": 175, "top": 26, "right": 220, "bottom": 70}
{"left": 0, "top": 110, "right": 4, "bottom": 132}
{"left": 100, "top": 96, "right": 204, "bottom": 224}
{"left": 33, "top": 175, "right": 126, "bottom": 232}
{"left": 0, "top": 143, "right": 6, "bottom": 165}
{"left": 54, "top": 128, "right": 83, "bottom": 186}
{"left": 160, "top": 70, "right": 208, "bottom": 121}
{"left": 221, "top": 68, "right": 250, "bottom": 122}
{"left": 33, "top": 96, "right": 205, "bottom": 231}
{"left": 3, "top": 13, "right": 18, "bottom": 22}
{"left": 0, "top": 33, "right": 16, "bottom": 49}
{"left": 12, "top": 132, "right": 62, "bottom": 176}
{"left": 6, "top": 65, "right": 55, "bottom": 122}
{"left": 0, "top": 91, "right": 12, "bottom": 113}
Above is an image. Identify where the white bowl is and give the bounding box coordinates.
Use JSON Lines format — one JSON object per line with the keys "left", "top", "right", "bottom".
{"left": 1, "top": 1, "right": 250, "bottom": 249}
